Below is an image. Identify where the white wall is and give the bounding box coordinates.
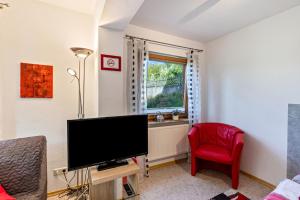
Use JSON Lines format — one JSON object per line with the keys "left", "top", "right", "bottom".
{"left": 206, "top": 5, "right": 300, "bottom": 185}
{"left": 0, "top": 0, "right": 98, "bottom": 192}
{"left": 98, "top": 27, "right": 126, "bottom": 116}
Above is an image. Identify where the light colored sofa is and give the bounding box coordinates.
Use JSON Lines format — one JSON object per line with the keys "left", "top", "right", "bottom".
{"left": 264, "top": 175, "right": 300, "bottom": 200}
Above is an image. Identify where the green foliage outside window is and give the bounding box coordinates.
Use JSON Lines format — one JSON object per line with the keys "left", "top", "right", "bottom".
{"left": 147, "top": 92, "right": 183, "bottom": 108}
{"left": 148, "top": 61, "right": 183, "bottom": 81}
{"left": 146, "top": 60, "right": 184, "bottom": 110}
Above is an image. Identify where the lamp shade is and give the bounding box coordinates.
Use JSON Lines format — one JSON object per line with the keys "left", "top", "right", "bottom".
{"left": 67, "top": 68, "right": 77, "bottom": 76}
{"left": 70, "top": 47, "right": 93, "bottom": 58}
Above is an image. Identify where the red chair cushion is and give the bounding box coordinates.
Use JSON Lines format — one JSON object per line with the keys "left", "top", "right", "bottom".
{"left": 195, "top": 144, "right": 232, "bottom": 164}
{"left": 0, "top": 185, "right": 15, "bottom": 200}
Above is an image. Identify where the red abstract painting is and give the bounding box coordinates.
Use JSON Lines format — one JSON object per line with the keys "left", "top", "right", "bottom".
{"left": 20, "top": 63, "right": 53, "bottom": 98}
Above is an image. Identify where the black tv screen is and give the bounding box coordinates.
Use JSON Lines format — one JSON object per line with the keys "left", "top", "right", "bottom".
{"left": 67, "top": 115, "right": 148, "bottom": 171}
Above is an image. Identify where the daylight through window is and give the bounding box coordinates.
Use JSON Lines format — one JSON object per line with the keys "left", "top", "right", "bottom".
{"left": 146, "top": 53, "right": 187, "bottom": 113}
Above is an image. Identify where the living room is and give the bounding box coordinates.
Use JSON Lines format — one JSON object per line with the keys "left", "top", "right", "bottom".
{"left": 1, "top": 0, "right": 300, "bottom": 199}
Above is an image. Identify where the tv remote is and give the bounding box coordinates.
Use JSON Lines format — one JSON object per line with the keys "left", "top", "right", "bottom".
{"left": 123, "top": 183, "right": 134, "bottom": 196}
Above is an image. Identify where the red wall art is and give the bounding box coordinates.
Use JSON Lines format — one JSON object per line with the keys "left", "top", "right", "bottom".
{"left": 20, "top": 63, "right": 53, "bottom": 98}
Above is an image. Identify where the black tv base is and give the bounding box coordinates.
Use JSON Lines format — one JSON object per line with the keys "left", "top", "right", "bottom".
{"left": 97, "top": 160, "right": 129, "bottom": 171}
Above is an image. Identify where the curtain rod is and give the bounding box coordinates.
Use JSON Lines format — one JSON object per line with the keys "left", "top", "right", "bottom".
{"left": 124, "top": 35, "right": 204, "bottom": 53}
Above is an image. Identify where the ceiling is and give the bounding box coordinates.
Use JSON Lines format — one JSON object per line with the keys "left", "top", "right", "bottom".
{"left": 99, "top": 0, "right": 144, "bottom": 30}
{"left": 38, "top": 0, "right": 101, "bottom": 15}
{"left": 130, "top": 0, "right": 300, "bottom": 42}
{"left": 36, "top": 0, "right": 300, "bottom": 42}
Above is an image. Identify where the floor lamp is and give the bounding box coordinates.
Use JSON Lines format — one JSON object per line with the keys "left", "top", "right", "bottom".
{"left": 67, "top": 47, "right": 93, "bottom": 118}
{"left": 67, "top": 47, "right": 93, "bottom": 199}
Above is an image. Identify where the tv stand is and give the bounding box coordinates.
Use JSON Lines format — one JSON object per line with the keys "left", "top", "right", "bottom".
{"left": 97, "top": 160, "right": 128, "bottom": 171}
{"left": 89, "top": 160, "right": 140, "bottom": 200}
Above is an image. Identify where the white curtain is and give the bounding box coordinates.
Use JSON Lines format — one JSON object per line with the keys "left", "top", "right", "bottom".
{"left": 127, "top": 39, "right": 148, "bottom": 114}
{"left": 126, "top": 38, "right": 149, "bottom": 178}
{"left": 186, "top": 50, "right": 202, "bottom": 126}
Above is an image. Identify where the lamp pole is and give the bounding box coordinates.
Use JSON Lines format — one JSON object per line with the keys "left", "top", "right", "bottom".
{"left": 67, "top": 47, "right": 93, "bottom": 199}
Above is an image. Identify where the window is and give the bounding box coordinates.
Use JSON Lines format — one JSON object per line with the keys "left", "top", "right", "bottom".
{"left": 146, "top": 53, "right": 187, "bottom": 115}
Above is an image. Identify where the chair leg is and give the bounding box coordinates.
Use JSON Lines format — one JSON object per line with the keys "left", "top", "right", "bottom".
{"left": 191, "top": 156, "right": 199, "bottom": 176}
{"left": 231, "top": 164, "right": 240, "bottom": 189}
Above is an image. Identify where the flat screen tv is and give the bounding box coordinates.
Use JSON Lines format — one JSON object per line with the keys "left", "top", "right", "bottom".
{"left": 67, "top": 115, "right": 148, "bottom": 171}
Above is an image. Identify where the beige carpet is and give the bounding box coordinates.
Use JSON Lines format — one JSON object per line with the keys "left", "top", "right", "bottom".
{"left": 49, "top": 162, "right": 272, "bottom": 200}
{"left": 140, "top": 162, "right": 272, "bottom": 200}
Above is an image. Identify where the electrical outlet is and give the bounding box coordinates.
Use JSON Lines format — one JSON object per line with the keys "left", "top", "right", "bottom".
{"left": 53, "top": 167, "right": 68, "bottom": 176}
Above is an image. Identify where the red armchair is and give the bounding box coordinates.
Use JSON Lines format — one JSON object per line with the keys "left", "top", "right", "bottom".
{"left": 188, "top": 123, "right": 244, "bottom": 189}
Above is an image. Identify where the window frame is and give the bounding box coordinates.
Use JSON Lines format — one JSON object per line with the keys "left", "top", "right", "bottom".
{"left": 146, "top": 52, "right": 188, "bottom": 121}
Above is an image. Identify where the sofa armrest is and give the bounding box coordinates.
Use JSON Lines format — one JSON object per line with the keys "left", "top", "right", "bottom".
{"left": 292, "top": 174, "right": 300, "bottom": 184}
{"left": 232, "top": 133, "right": 244, "bottom": 162}
{"left": 188, "top": 127, "right": 200, "bottom": 154}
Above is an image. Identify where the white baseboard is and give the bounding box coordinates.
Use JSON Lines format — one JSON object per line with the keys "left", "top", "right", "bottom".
{"left": 149, "top": 153, "right": 188, "bottom": 167}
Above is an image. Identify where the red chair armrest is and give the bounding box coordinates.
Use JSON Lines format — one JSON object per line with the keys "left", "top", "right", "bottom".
{"left": 188, "top": 127, "right": 200, "bottom": 153}
{"left": 232, "top": 133, "right": 244, "bottom": 161}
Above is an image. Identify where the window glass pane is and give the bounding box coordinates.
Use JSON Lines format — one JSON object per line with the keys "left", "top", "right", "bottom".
{"left": 146, "top": 60, "right": 184, "bottom": 112}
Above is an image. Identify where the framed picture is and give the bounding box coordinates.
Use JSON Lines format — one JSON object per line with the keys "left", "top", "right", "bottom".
{"left": 101, "top": 54, "right": 121, "bottom": 71}
{"left": 20, "top": 63, "right": 53, "bottom": 98}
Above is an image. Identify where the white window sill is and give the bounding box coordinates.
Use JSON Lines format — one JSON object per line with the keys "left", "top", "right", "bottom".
{"left": 146, "top": 108, "right": 185, "bottom": 114}
{"left": 148, "top": 119, "right": 189, "bottom": 128}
